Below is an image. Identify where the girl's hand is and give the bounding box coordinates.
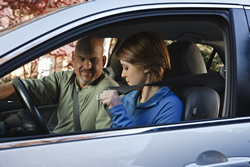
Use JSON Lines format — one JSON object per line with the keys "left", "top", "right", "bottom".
{"left": 100, "top": 90, "right": 122, "bottom": 109}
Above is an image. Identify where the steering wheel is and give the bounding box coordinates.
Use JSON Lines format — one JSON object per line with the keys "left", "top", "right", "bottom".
{"left": 12, "top": 78, "right": 50, "bottom": 135}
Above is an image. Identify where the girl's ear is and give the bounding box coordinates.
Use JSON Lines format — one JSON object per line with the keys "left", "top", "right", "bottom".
{"left": 144, "top": 68, "right": 150, "bottom": 73}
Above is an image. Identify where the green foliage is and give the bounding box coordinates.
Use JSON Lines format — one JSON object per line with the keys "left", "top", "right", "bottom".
{"left": 165, "top": 41, "right": 224, "bottom": 73}
{"left": 197, "top": 44, "right": 224, "bottom": 72}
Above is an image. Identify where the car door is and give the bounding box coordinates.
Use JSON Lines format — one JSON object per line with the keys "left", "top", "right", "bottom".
{"left": 0, "top": 1, "right": 250, "bottom": 167}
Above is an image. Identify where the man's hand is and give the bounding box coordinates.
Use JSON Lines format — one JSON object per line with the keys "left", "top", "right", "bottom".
{"left": 0, "top": 83, "right": 18, "bottom": 101}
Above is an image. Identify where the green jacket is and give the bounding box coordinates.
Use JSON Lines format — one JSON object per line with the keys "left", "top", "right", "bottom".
{"left": 23, "top": 71, "right": 118, "bottom": 133}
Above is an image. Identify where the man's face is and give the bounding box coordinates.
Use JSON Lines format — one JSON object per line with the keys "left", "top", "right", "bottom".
{"left": 73, "top": 42, "right": 105, "bottom": 88}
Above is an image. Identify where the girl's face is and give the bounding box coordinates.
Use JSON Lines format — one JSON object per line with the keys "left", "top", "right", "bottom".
{"left": 120, "top": 59, "right": 149, "bottom": 86}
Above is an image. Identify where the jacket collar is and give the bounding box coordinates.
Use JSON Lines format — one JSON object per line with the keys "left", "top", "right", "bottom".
{"left": 128, "top": 86, "right": 171, "bottom": 108}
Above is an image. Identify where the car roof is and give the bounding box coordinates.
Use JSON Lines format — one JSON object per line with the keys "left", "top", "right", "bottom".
{"left": 0, "top": 0, "right": 248, "bottom": 64}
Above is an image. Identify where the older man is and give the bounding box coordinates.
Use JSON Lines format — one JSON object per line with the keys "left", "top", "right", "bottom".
{"left": 0, "top": 36, "right": 118, "bottom": 133}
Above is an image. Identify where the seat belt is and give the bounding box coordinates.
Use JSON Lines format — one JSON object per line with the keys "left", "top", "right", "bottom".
{"left": 73, "top": 84, "right": 81, "bottom": 131}
{"left": 73, "top": 73, "right": 106, "bottom": 132}
{"left": 105, "top": 72, "right": 224, "bottom": 95}
{"left": 103, "top": 72, "right": 224, "bottom": 119}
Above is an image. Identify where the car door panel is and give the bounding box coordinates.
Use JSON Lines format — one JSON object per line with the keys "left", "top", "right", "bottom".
{"left": 0, "top": 102, "right": 58, "bottom": 130}
{"left": 0, "top": 119, "right": 249, "bottom": 167}
{"left": 0, "top": 101, "right": 22, "bottom": 113}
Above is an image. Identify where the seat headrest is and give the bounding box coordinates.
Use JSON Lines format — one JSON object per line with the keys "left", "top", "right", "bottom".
{"left": 110, "top": 51, "right": 122, "bottom": 78}
{"left": 109, "top": 51, "right": 127, "bottom": 85}
{"left": 168, "top": 41, "right": 207, "bottom": 78}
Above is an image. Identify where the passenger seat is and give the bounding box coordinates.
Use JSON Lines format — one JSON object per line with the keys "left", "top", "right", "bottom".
{"left": 167, "top": 41, "right": 220, "bottom": 121}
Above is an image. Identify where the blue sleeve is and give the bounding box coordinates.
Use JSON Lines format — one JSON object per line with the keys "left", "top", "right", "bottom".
{"left": 109, "top": 104, "right": 133, "bottom": 128}
{"left": 154, "top": 96, "right": 183, "bottom": 124}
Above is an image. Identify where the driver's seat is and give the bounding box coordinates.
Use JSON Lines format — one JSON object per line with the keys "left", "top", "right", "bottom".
{"left": 167, "top": 41, "right": 220, "bottom": 121}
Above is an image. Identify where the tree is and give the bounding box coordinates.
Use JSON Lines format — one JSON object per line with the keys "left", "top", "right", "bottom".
{"left": 0, "top": 0, "right": 87, "bottom": 83}
{"left": 0, "top": 0, "right": 87, "bottom": 29}
{"left": 0, "top": 0, "right": 14, "bottom": 29}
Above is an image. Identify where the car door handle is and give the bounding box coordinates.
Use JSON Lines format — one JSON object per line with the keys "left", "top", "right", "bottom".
{"left": 185, "top": 150, "right": 250, "bottom": 167}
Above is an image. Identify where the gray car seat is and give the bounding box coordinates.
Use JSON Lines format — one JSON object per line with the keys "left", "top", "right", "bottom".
{"left": 109, "top": 50, "right": 127, "bottom": 86}
{"left": 167, "top": 41, "right": 220, "bottom": 121}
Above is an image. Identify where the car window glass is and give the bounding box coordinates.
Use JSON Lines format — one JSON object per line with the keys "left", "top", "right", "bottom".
{"left": 165, "top": 41, "right": 224, "bottom": 73}
{"left": 197, "top": 44, "right": 224, "bottom": 72}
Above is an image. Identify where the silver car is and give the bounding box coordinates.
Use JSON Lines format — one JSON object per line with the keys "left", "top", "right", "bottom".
{"left": 0, "top": 0, "right": 250, "bottom": 166}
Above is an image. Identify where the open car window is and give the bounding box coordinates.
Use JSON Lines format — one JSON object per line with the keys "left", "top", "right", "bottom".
{"left": 1, "top": 11, "right": 228, "bottom": 133}
{"left": 0, "top": 38, "right": 118, "bottom": 132}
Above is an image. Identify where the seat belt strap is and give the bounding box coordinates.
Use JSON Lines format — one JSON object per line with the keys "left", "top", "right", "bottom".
{"left": 103, "top": 72, "right": 224, "bottom": 119}
{"left": 73, "top": 84, "right": 81, "bottom": 131}
{"left": 106, "top": 72, "right": 224, "bottom": 95}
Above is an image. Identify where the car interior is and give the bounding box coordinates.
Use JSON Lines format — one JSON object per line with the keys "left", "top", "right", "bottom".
{"left": 98, "top": 17, "right": 226, "bottom": 121}
{"left": 0, "top": 13, "right": 227, "bottom": 140}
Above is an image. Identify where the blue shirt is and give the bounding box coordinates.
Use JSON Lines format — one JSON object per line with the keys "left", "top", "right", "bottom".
{"left": 109, "top": 86, "right": 183, "bottom": 128}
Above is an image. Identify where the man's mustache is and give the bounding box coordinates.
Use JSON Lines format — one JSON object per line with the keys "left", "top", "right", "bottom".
{"left": 80, "top": 69, "right": 94, "bottom": 73}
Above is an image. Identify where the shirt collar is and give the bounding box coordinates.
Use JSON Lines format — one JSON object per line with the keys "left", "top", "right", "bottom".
{"left": 74, "top": 72, "right": 106, "bottom": 91}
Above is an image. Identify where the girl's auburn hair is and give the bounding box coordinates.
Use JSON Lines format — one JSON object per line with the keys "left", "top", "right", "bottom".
{"left": 116, "top": 30, "right": 171, "bottom": 82}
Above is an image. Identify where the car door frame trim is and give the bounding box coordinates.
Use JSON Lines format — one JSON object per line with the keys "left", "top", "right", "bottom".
{"left": 0, "top": 3, "right": 242, "bottom": 65}
{"left": 0, "top": 116, "right": 249, "bottom": 150}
